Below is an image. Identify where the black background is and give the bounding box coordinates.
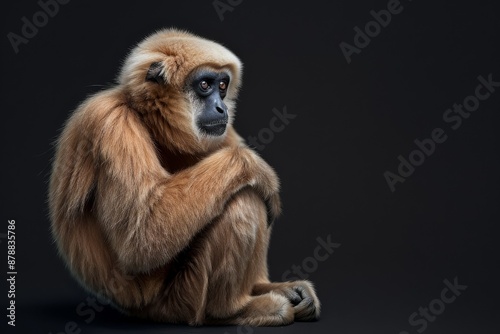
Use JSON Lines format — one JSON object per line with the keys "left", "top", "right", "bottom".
{"left": 1, "top": 0, "right": 500, "bottom": 333}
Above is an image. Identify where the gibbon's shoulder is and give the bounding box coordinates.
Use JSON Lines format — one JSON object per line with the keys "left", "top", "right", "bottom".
{"left": 66, "top": 88, "right": 135, "bottom": 131}
{"left": 75, "top": 88, "right": 127, "bottom": 121}
{"left": 58, "top": 87, "right": 149, "bottom": 155}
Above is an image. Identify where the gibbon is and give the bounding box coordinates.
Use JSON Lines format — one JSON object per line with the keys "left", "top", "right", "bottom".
{"left": 49, "top": 28, "right": 320, "bottom": 326}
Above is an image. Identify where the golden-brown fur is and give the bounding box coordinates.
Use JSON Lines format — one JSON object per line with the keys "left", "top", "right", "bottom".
{"left": 49, "top": 28, "right": 320, "bottom": 326}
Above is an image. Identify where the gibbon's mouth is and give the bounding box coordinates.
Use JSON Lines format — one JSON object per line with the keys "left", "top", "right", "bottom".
{"left": 198, "top": 119, "right": 228, "bottom": 136}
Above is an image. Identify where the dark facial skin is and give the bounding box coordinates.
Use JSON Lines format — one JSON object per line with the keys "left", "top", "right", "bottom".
{"left": 190, "top": 70, "right": 230, "bottom": 136}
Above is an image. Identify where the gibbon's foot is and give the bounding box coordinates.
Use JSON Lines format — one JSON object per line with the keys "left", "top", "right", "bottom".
{"left": 254, "top": 281, "right": 320, "bottom": 321}
{"left": 233, "top": 292, "right": 295, "bottom": 326}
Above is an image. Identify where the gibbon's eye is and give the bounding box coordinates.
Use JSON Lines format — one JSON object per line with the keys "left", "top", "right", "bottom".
{"left": 219, "top": 81, "right": 227, "bottom": 91}
{"left": 199, "top": 80, "right": 210, "bottom": 91}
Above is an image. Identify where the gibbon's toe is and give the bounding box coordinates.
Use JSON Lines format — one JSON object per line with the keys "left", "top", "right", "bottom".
{"left": 292, "top": 283, "right": 321, "bottom": 321}
{"left": 265, "top": 281, "right": 321, "bottom": 321}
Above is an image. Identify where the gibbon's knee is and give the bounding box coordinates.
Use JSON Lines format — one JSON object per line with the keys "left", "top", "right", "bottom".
{"left": 207, "top": 187, "right": 268, "bottom": 253}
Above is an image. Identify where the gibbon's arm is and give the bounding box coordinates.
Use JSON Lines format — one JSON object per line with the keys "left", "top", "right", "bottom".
{"left": 222, "top": 127, "right": 283, "bottom": 224}
{"left": 92, "top": 101, "right": 279, "bottom": 273}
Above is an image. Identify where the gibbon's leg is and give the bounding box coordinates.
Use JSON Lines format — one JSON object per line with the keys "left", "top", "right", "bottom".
{"left": 245, "top": 224, "right": 321, "bottom": 321}
{"left": 203, "top": 188, "right": 294, "bottom": 326}
{"left": 141, "top": 187, "right": 294, "bottom": 326}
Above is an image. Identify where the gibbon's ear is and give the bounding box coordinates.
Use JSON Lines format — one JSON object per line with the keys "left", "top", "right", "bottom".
{"left": 146, "top": 62, "right": 165, "bottom": 84}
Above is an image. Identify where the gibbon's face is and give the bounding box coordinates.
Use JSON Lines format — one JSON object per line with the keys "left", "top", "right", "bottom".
{"left": 120, "top": 29, "right": 243, "bottom": 152}
{"left": 187, "top": 68, "right": 231, "bottom": 137}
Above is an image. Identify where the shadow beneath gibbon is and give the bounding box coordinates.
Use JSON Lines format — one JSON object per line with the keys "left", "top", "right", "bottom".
{"left": 20, "top": 300, "right": 307, "bottom": 333}
{"left": 19, "top": 300, "right": 204, "bottom": 333}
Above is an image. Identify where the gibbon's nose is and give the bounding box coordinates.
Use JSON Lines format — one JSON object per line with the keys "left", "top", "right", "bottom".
{"left": 215, "top": 101, "right": 227, "bottom": 114}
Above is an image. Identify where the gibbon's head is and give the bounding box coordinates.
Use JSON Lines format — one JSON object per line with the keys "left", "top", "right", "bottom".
{"left": 118, "top": 28, "right": 243, "bottom": 154}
